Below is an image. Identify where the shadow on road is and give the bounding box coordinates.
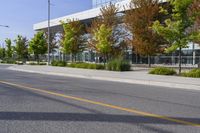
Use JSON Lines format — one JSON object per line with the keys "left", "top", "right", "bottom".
{"left": 0, "top": 111, "right": 199, "bottom": 125}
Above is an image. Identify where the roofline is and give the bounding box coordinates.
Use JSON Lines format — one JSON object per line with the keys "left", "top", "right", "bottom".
{"left": 33, "top": 0, "right": 166, "bottom": 31}
{"left": 33, "top": 0, "right": 131, "bottom": 30}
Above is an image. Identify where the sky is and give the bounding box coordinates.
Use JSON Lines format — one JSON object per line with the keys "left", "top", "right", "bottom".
{"left": 0, "top": 0, "right": 92, "bottom": 46}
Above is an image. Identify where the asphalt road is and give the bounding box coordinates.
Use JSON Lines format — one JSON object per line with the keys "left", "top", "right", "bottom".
{"left": 0, "top": 65, "right": 200, "bottom": 133}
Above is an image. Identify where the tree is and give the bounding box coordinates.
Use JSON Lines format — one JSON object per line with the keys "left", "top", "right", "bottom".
{"left": 188, "top": 0, "right": 200, "bottom": 25}
{"left": 99, "top": 3, "right": 119, "bottom": 28}
{"left": 153, "top": 0, "right": 197, "bottom": 74}
{"left": 187, "top": 0, "right": 200, "bottom": 44}
{"left": 29, "top": 31, "right": 47, "bottom": 63}
{"left": 61, "top": 19, "right": 85, "bottom": 62}
{"left": 14, "top": 35, "right": 29, "bottom": 61}
{"left": 124, "top": 0, "right": 167, "bottom": 67}
{"left": 0, "top": 47, "right": 6, "bottom": 59}
{"left": 94, "top": 24, "right": 112, "bottom": 65}
{"left": 5, "top": 38, "right": 13, "bottom": 58}
{"left": 87, "top": 19, "right": 102, "bottom": 52}
{"left": 88, "top": 3, "right": 127, "bottom": 60}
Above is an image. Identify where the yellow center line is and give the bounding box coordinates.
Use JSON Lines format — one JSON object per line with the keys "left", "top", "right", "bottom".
{"left": 0, "top": 80, "right": 200, "bottom": 127}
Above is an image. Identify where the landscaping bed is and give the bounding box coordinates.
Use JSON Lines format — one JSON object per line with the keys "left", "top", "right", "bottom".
{"left": 149, "top": 67, "right": 177, "bottom": 75}
{"left": 181, "top": 69, "right": 200, "bottom": 78}
{"left": 149, "top": 67, "right": 200, "bottom": 78}
{"left": 51, "top": 59, "right": 131, "bottom": 72}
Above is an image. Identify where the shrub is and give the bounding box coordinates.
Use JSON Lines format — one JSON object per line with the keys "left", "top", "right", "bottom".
{"left": 88, "top": 64, "right": 96, "bottom": 69}
{"left": 28, "top": 61, "right": 47, "bottom": 65}
{"left": 39, "top": 62, "right": 47, "bottom": 65}
{"left": 67, "top": 63, "right": 105, "bottom": 70}
{"left": 181, "top": 69, "right": 200, "bottom": 78}
{"left": 78, "top": 63, "right": 89, "bottom": 69}
{"left": 149, "top": 67, "right": 177, "bottom": 75}
{"left": 0, "top": 59, "right": 16, "bottom": 64}
{"left": 96, "top": 64, "right": 105, "bottom": 70}
{"left": 29, "top": 62, "right": 38, "bottom": 65}
{"left": 68, "top": 63, "right": 76, "bottom": 68}
{"left": 51, "top": 60, "right": 67, "bottom": 67}
{"left": 107, "top": 58, "right": 131, "bottom": 71}
{"left": 7, "top": 60, "right": 17, "bottom": 64}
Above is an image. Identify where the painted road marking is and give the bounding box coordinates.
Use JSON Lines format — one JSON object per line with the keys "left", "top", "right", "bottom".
{"left": 0, "top": 80, "right": 200, "bottom": 127}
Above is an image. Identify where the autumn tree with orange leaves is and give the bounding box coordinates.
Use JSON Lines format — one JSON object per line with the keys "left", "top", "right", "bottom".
{"left": 124, "top": 0, "right": 167, "bottom": 67}
{"left": 187, "top": 0, "right": 200, "bottom": 44}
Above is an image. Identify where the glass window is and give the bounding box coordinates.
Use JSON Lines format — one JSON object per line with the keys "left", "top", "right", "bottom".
{"left": 92, "top": 0, "right": 124, "bottom": 8}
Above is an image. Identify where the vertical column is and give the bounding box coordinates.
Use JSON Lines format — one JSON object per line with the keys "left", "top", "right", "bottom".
{"left": 192, "top": 43, "right": 196, "bottom": 65}
{"left": 47, "top": 0, "right": 51, "bottom": 65}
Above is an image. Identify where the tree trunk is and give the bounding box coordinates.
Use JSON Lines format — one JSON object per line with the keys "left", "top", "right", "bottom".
{"left": 178, "top": 47, "right": 182, "bottom": 75}
{"left": 63, "top": 53, "right": 66, "bottom": 62}
{"left": 135, "top": 53, "right": 138, "bottom": 64}
{"left": 148, "top": 55, "right": 151, "bottom": 68}
{"left": 103, "top": 54, "right": 106, "bottom": 68}
{"left": 36, "top": 54, "right": 39, "bottom": 64}
{"left": 71, "top": 54, "right": 73, "bottom": 62}
{"left": 132, "top": 48, "right": 135, "bottom": 64}
{"left": 52, "top": 52, "right": 54, "bottom": 61}
{"left": 75, "top": 54, "right": 77, "bottom": 63}
{"left": 106, "top": 53, "right": 109, "bottom": 62}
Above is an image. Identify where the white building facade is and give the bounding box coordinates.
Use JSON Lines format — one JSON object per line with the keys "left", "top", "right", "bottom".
{"left": 34, "top": 0, "right": 130, "bottom": 31}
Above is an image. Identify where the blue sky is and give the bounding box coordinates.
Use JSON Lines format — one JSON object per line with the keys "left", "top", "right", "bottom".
{"left": 0, "top": 0, "right": 91, "bottom": 45}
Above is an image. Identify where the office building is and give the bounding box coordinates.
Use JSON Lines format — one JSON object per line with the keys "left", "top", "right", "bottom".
{"left": 33, "top": 0, "right": 200, "bottom": 65}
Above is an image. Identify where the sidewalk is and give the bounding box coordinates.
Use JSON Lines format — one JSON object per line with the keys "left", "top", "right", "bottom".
{"left": 8, "top": 65, "right": 200, "bottom": 91}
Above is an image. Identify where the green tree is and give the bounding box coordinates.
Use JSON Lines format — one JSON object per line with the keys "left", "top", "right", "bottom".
{"left": 94, "top": 24, "right": 112, "bottom": 66}
{"left": 61, "top": 19, "right": 85, "bottom": 62}
{"left": 0, "top": 47, "right": 6, "bottom": 60}
{"left": 153, "top": 0, "right": 197, "bottom": 74}
{"left": 5, "top": 38, "right": 13, "bottom": 58}
{"left": 14, "top": 35, "right": 29, "bottom": 61}
{"left": 88, "top": 3, "right": 126, "bottom": 59}
{"left": 29, "top": 31, "right": 47, "bottom": 63}
{"left": 124, "top": 0, "right": 167, "bottom": 67}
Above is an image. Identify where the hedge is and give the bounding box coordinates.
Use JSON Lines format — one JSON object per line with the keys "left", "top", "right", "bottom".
{"left": 181, "top": 69, "right": 200, "bottom": 78}
{"left": 107, "top": 58, "right": 131, "bottom": 71}
{"left": 149, "top": 67, "right": 177, "bottom": 75}
{"left": 68, "top": 63, "right": 105, "bottom": 70}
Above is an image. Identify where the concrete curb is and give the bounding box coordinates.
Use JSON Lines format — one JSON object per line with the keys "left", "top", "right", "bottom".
{"left": 8, "top": 67, "right": 200, "bottom": 91}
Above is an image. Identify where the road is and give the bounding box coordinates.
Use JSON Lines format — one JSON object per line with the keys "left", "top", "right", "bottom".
{"left": 0, "top": 65, "right": 200, "bottom": 133}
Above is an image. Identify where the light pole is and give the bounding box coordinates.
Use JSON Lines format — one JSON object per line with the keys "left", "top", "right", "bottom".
{"left": 0, "top": 24, "right": 9, "bottom": 49}
{"left": 47, "top": 0, "right": 51, "bottom": 65}
{"left": 0, "top": 25, "right": 9, "bottom": 28}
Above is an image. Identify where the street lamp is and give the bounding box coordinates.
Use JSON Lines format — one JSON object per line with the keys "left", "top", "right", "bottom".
{"left": 0, "top": 25, "right": 9, "bottom": 28}
{"left": 0, "top": 25, "right": 9, "bottom": 49}
{"left": 47, "top": 0, "right": 50, "bottom": 65}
